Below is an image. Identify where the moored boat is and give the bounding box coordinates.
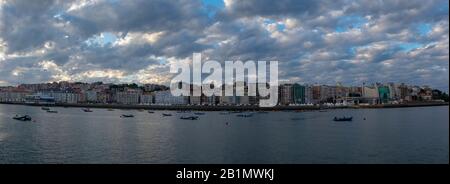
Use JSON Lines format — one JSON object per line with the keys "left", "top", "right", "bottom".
{"left": 162, "top": 113, "right": 172, "bottom": 116}
{"left": 47, "top": 110, "right": 58, "bottom": 113}
{"left": 180, "top": 116, "right": 199, "bottom": 120}
{"left": 13, "top": 115, "right": 32, "bottom": 121}
{"left": 148, "top": 111, "right": 155, "bottom": 113}
{"left": 121, "top": 114, "right": 134, "bottom": 118}
{"left": 333, "top": 116, "right": 353, "bottom": 121}
{"left": 194, "top": 112, "right": 205, "bottom": 115}
{"left": 41, "top": 107, "right": 50, "bottom": 111}
{"left": 82, "top": 108, "right": 93, "bottom": 112}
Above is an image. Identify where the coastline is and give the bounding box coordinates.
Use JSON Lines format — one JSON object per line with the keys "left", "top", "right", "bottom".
{"left": 0, "top": 101, "right": 448, "bottom": 111}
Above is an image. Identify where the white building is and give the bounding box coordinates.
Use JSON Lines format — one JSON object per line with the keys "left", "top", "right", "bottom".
{"left": 154, "top": 91, "right": 188, "bottom": 105}
{"left": 362, "top": 85, "right": 379, "bottom": 104}
{"left": 0, "top": 91, "right": 30, "bottom": 102}
{"left": 115, "top": 90, "right": 142, "bottom": 104}
{"left": 304, "top": 85, "right": 314, "bottom": 104}
{"left": 140, "top": 93, "right": 153, "bottom": 104}
{"left": 42, "top": 92, "right": 81, "bottom": 104}
{"left": 85, "top": 91, "right": 98, "bottom": 102}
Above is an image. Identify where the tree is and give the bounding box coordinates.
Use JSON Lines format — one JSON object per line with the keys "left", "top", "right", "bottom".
{"left": 432, "top": 89, "right": 449, "bottom": 102}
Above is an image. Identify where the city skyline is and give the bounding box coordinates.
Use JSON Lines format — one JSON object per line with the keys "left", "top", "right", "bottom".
{"left": 1, "top": 80, "right": 447, "bottom": 106}
{"left": 0, "top": 0, "right": 449, "bottom": 92}
{"left": 0, "top": 80, "right": 448, "bottom": 93}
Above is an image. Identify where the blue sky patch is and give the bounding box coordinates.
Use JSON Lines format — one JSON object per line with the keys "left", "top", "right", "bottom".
{"left": 85, "top": 32, "right": 117, "bottom": 47}
{"left": 417, "top": 23, "right": 432, "bottom": 36}
{"left": 335, "top": 15, "right": 367, "bottom": 33}
{"left": 263, "top": 18, "right": 286, "bottom": 32}
{"left": 202, "top": 0, "right": 224, "bottom": 18}
{"left": 399, "top": 42, "right": 423, "bottom": 52}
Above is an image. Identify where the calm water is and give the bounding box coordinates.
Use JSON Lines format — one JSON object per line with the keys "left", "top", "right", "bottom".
{"left": 0, "top": 104, "right": 448, "bottom": 164}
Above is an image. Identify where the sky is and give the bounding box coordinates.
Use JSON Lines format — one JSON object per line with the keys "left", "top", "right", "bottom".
{"left": 0, "top": 0, "right": 448, "bottom": 91}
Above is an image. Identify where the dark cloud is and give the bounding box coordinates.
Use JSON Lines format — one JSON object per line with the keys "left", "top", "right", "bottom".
{"left": 0, "top": 0, "right": 448, "bottom": 91}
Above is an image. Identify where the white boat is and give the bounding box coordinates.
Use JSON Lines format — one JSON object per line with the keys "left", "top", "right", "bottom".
{"left": 82, "top": 108, "right": 93, "bottom": 112}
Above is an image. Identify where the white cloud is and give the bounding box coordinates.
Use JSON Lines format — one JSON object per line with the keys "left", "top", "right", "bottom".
{"left": 38, "top": 60, "right": 71, "bottom": 82}
{"left": 0, "top": 0, "right": 448, "bottom": 91}
{"left": 67, "top": 0, "right": 101, "bottom": 12}
{"left": 114, "top": 31, "right": 165, "bottom": 46}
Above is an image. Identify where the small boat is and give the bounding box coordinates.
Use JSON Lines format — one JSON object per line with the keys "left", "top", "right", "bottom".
{"left": 162, "top": 113, "right": 172, "bottom": 117}
{"left": 47, "top": 110, "right": 58, "bottom": 113}
{"left": 194, "top": 112, "right": 205, "bottom": 115}
{"left": 148, "top": 111, "right": 155, "bottom": 113}
{"left": 41, "top": 107, "right": 50, "bottom": 111}
{"left": 121, "top": 114, "right": 134, "bottom": 118}
{"left": 333, "top": 116, "right": 353, "bottom": 121}
{"left": 82, "top": 108, "right": 93, "bottom": 112}
{"left": 319, "top": 110, "right": 327, "bottom": 112}
{"left": 236, "top": 114, "right": 253, "bottom": 117}
{"left": 13, "top": 115, "right": 32, "bottom": 121}
{"left": 180, "top": 116, "right": 199, "bottom": 120}
{"left": 107, "top": 108, "right": 114, "bottom": 111}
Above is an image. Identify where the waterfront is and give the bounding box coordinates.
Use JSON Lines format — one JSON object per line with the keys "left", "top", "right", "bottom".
{"left": 0, "top": 104, "right": 448, "bottom": 164}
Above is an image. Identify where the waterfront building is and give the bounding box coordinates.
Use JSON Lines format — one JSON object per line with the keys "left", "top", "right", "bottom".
{"left": 312, "top": 86, "right": 321, "bottom": 103}
{"left": 398, "top": 83, "right": 410, "bottom": 102}
{"left": 418, "top": 86, "right": 433, "bottom": 101}
{"left": 97, "top": 91, "right": 113, "bottom": 104}
{"left": 292, "top": 83, "right": 305, "bottom": 104}
{"left": 362, "top": 85, "right": 379, "bottom": 104}
{"left": 378, "top": 86, "right": 390, "bottom": 104}
{"left": 2, "top": 81, "right": 444, "bottom": 106}
{"left": 312, "top": 85, "right": 336, "bottom": 103}
{"left": 85, "top": 90, "right": 98, "bottom": 102}
{"left": 304, "top": 85, "right": 314, "bottom": 104}
{"left": 48, "top": 92, "right": 82, "bottom": 104}
{"left": 387, "top": 83, "right": 401, "bottom": 101}
{"left": 140, "top": 93, "right": 154, "bottom": 104}
{"left": 24, "top": 94, "right": 55, "bottom": 105}
{"left": 115, "top": 89, "right": 142, "bottom": 104}
{"left": 0, "top": 88, "right": 31, "bottom": 102}
{"left": 410, "top": 86, "right": 421, "bottom": 101}
{"left": 279, "top": 84, "right": 293, "bottom": 105}
{"left": 155, "top": 90, "right": 188, "bottom": 105}
{"left": 348, "top": 86, "right": 362, "bottom": 97}
{"left": 335, "top": 85, "right": 349, "bottom": 100}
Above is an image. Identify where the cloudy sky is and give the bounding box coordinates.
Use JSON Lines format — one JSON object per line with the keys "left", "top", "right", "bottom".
{"left": 0, "top": 0, "right": 448, "bottom": 91}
